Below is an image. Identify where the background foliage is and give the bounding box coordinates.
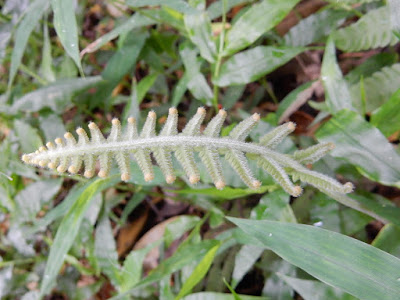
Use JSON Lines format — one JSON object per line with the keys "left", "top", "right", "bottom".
{"left": 0, "top": 0, "right": 400, "bottom": 299}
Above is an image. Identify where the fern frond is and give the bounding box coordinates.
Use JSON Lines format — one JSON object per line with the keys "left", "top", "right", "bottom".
{"left": 22, "top": 108, "right": 353, "bottom": 197}
{"left": 350, "top": 63, "right": 400, "bottom": 112}
{"left": 332, "top": 6, "right": 397, "bottom": 52}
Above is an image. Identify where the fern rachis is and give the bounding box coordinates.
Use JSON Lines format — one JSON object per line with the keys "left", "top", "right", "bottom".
{"left": 22, "top": 107, "right": 353, "bottom": 197}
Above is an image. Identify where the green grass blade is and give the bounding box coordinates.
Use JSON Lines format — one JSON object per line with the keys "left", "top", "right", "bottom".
{"left": 51, "top": 0, "right": 82, "bottom": 72}
{"left": 228, "top": 217, "right": 400, "bottom": 300}
{"left": 39, "top": 175, "right": 119, "bottom": 297}
{"left": 175, "top": 243, "right": 220, "bottom": 299}
{"left": 316, "top": 109, "right": 400, "bottom": 187}
{"left": 8, "top": 0, "right": 49, "bottom": 88}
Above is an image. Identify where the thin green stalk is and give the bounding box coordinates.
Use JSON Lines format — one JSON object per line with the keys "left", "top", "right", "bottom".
{"left": 212, "top": 0, "right": 227, "bottom": 110}
{"left": 19, "top": 64, "right": 48, "bottom": 85}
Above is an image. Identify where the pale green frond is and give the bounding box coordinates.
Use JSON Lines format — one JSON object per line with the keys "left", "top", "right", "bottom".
{"left": 182, "top": 107, "right": 206, "bottom": 136}
{"left": 175, "top": 146, "right": 200, "bottom": 184}
{"left": 224, "top": 149, "right": 260, "bottom": 189}
{"left": 259, "top": 122, "right": 296, "bottom": 149}
{"left": 199, "top": 147, "right": 225, "bottom": 189}
{"left": 333, "top": 6, "right": 397, "bottom": 52}
{"left": 292, "top": 142, "right": 335, "bottom": 165}
{"left": 203, "top": 109, "right": 227, "bottom": 137}
{"left": 257, "top": 155, "right": 302, "bottom": 197}
{"left": 229, "top": 113, "right": 260, "bottom": 141}
{"left": 22, "top": 108, "right": 352, "bottom": 197}
{"left": 141, "top": 111, "right": 157, "bottom": 138}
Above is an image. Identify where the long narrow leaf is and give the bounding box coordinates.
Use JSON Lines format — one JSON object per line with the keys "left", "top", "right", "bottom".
{"left": 8, "top": 0, "right": 49, "bottom": 87}
{"left": 51, "top": 0, "right": 82, "bottom": 71}
{"left": 39, "top": 176, "right": 120, "bottom": 297}
{"left": 229, "top": 217, "right": 400, "bottom": 300}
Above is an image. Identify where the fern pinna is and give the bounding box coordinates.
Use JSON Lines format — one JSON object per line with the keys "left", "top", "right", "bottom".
{"left": 22, "top": 107, "right": 353, "bottom": 197}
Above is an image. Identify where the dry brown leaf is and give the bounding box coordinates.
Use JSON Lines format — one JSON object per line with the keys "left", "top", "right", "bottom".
{"left": 117, "top": 207, "right": 149, "bottom": 256}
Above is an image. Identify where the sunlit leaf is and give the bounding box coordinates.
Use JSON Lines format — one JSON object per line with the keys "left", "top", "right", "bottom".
{"left": 51, "top": 0, "right": 82, "bottom": 71}
{"left": 223, "top": 0, "right": 300, "bottom": 56}
{"left": 214, "top": 46, "right": 304, "bottom": 86}
{"left": 229, "top": 217, "right": 400, "bottom": 300}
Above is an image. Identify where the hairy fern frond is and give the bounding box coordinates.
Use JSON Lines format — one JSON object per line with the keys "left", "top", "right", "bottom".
{"left": 21, "top": 108, "right": 353, "bottom": 197}
{"left": 332, "top": 6, "right": 398, "bottom": 52}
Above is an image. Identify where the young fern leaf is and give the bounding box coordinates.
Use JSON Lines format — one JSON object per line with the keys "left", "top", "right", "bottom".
{"left": 21, "top": 108, "right": 353, "bottom": 197}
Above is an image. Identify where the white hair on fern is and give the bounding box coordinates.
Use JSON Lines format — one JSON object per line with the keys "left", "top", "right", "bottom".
{"left": 22, "top": 107, "right": 354, "bottom": 197}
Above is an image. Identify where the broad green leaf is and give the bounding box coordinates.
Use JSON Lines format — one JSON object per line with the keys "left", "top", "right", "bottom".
{"left": 14, "top": 179, "right": 62, "bottom": 223}
{"left": 8, "top": 0, "right": 49, "bottom": 87}
{"left": 223, "top": 0, "right": 300, "bottom": 56}
{"left": 51, "top": 0, "right": 81, "bottom": 71}
{"left": 14, "top": 119, "right": 43, "bottom": 153}
{"left": 279, "top": 274, "right": 357, "bottom": 300}
{"left": 370, "top": 88, "right": 400, "bottom": 137}
{"left": 345, "top": 53, "right": 398, "bottom": 85}
{"left": 350, "top": 63, "right": 400, "bottom": 113}
{"left": 102, "top": 33, "right": 147, "bottom": 81}
{"left": 316, "top": 110, "right": 400, "bottom": 187}
{"left": 80, "top": 13, "right": 156, "bottom": 55}
{"left": 175, "top": 243, "right": 220, "bottom": 299}
{"left": 184, "top": 12, "right": 217, "bottom": 63}
{"left": 214, "top": 46, "right": 304, "bottom": 86}
{"left": 321, "top": 37, "right": 355, "bottom": 113}
{"left": 180, "top": 43, "right": 213, "bottom": 104}
{"left": 182, "top": 292, "right": 269, "bottom": 300}
{"left": 372, "top": 224, "right": 400, "bottom": 258}
{"left": 39, "top": 176, "right": 120, "bottom": 297}
{"left": 332, "top": 6, "right": 398, "bottom": 52}
{"left": 111, "top": 240, "right": 220, "bottom": 300}
{"left": 228, "top": 217, "right": 400, "bottom": 300}
{"left": 11, "top": 76, "right": 103, "bottom": 113}
{"left": 168, "top": 185, "right": 277, "bottom": 200}
{"left": 284, "top": 9, "right": 348, "bottom": 47}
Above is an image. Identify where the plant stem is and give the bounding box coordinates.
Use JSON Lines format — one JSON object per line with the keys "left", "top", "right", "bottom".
{"left": 212, "top": 0, "right": 227, "bottom": 110}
